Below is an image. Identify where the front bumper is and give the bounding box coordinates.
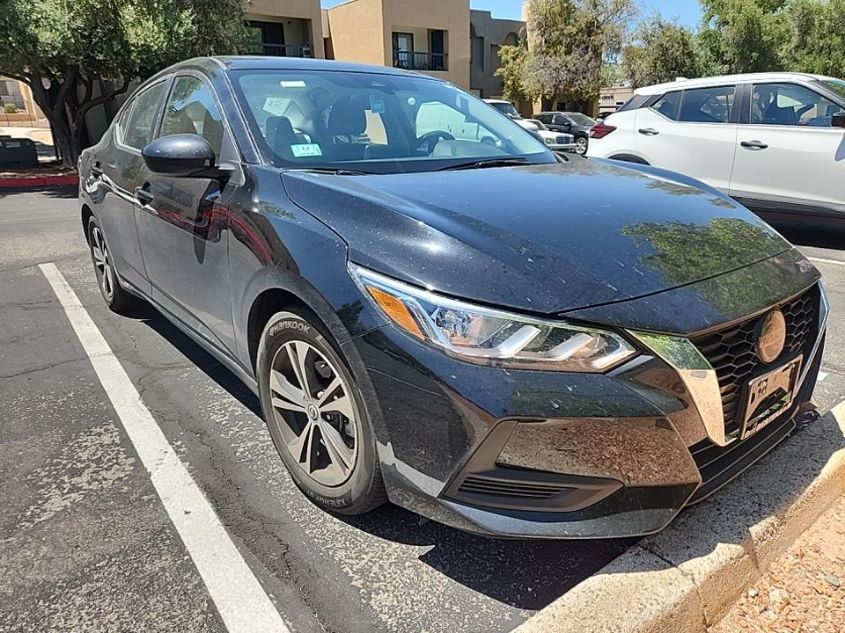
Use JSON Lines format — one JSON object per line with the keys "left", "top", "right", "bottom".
{"left": 349, "top": 262, "right": 827, "bottom": 538}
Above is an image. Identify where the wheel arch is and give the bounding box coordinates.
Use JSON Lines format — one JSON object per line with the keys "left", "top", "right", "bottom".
{"left": 81, "top": 203, "right": 94, "bottom": 243}
{"left": 609, "top": 153, "right": 650, "bottom": 165}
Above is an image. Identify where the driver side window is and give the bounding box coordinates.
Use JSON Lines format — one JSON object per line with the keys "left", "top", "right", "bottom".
{"left": 751, "top": 83, "right": 840, "bottom": 127}
{"left": 159, "top": 76, "right": 226, "bottom": 156}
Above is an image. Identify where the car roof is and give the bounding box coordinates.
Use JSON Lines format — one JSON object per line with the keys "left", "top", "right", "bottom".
{"left": 149, "top": 55, "right": 434, "bottom": 81}
{"left": 635, "top": 72, "right": 838, "bottom": 95}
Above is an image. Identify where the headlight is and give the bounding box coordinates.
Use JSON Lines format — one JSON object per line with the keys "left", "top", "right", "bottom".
{"left": 350, "top": 265, "right": 637, "bottom": 372}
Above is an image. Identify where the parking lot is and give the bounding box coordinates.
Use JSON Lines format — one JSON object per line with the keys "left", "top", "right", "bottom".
{"left": 1, "top": 188, "right": 844, "bottom": 633}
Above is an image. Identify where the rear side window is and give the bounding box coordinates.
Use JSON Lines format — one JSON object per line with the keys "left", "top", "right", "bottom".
{"left": 650, "top": 91, "right": 682, "bottom": 120}
{"left": 122, "top": 82, "right": 168, "bottom": 150}
{"left": 679, "top": 86, "right": 735, "bottom": 123}
{"left": 617, "top": 94, "right": 651, "bottom": 113}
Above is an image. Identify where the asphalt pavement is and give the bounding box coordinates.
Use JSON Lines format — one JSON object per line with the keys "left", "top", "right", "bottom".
{"left": 0, "top": 188, "right": 843, "bottom": 633}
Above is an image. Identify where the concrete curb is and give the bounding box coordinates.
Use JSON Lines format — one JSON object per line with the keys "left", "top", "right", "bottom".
{"left": 516, "top": 401, "right": 845, "bottom": 633}
{"left": 0, "top": 174, "right": 78, "bottom": 188}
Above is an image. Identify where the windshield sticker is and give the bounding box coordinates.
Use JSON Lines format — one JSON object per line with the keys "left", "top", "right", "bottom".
{"left": 280, "top": 80, "right": 307, "bottom": 88}
{"left": 291, "top": 144, "right": 323, "bottom": 158}
{"left": 370, "top": 95, "right": 386, "bottom": 114}
{"left": 263, "top": 97, "right": 291, "bottom": 116}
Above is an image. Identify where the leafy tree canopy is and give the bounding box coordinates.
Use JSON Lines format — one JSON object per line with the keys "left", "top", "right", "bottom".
{"left": 498, "top": 0, "right": 636, "bottom": 108}
{"left": 0, "top": 0, "right": 249, "bottom": 165}
{"left": 623, "top": 16, "right": 702, "bottom": 88}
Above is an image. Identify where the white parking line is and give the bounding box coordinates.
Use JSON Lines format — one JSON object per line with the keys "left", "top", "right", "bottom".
{"left": 39, "top": 263, "right": 290, "bottom": 633}
{"left": 809, "top": 256, "right": 845, "bottom": 268}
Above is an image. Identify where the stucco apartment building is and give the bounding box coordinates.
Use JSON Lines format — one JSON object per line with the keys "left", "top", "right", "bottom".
{"left": 322, "top": 0, "right": 471, "bottom": 89}
{"left": 245, "top": 0, "right": 523, "bottom": 93}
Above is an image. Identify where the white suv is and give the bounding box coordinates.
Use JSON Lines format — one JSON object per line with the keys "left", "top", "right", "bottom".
{"left": 588, "top": 73, "right": 845, "bottom": 222}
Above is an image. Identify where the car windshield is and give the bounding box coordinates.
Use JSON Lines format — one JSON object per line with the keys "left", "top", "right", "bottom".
{"left": 232, "top": 70, "right": 553, "bottom": 173}
{"left": 487, "top": 101, "right": 521, "bottom": 119}
{"left": 566, "top": 112, "right": 596, "bottom": 126}
{"left": 819, "top": 78, "right": 845, "bottom": 103}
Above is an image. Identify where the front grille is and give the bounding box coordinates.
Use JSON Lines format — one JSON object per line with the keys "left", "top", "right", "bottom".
{"left": 690, "top": 286, "right": 819, "bottom": 438}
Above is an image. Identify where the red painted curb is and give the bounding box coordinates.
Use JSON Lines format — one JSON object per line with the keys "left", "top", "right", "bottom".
{"left": 0, "top": 174, "right": 79, "bottom": 188}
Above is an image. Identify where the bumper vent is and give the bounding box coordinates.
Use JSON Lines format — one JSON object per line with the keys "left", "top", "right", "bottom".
{"left": 458, "top": 474, "right": 571, "bottom": 500}
{"left": 690, "top": 286, "right": 819, "bottom": 437}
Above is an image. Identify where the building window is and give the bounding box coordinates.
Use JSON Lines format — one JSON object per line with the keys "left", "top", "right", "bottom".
{"left": 247, "top": 20, "right": 312, "bottom": 58}
{"left": 392, "top": 30, "right": 448, "bottom": 71}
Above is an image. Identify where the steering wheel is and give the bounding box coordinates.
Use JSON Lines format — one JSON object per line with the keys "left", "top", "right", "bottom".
{"left": 416, "top": 130, "right": 455, "bottom": 154}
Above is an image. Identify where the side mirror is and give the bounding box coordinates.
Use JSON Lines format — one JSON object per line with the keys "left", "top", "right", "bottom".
{"left": 142, "top": 134, "right": 227, "bottom": 179}
{"left": 832, "top": 112, "right": 845, "bottom": 129}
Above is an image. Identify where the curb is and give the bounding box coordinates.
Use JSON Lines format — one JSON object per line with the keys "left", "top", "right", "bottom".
{"left": 515, "top": 401, "right": 845, "bottom": 633}
{"left": 0, "top": 174, "right": 78, "bottom": 189}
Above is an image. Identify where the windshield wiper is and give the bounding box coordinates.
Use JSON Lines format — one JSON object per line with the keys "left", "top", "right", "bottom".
{"left": 293, "top": 167, "right": 371, "bottom": 176}
{"left": 437, "top": 157, "right": 530, "bottom": 171}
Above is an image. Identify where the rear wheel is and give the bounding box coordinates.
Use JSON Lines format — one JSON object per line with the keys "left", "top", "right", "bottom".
{"left": 257, "top": 309, "right": 386, "bottom": 515}
{"left": 87, "top": 216, "right": 136, "bottom": 313}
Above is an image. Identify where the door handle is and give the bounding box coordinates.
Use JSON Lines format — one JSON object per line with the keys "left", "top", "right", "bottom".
{"left": 638, "top": 128, "right": 660, "bottom": 136}
{"left": 741, "top": 140, "right": 769, "bottom": 150}
{"left": 134, "top": 185, "right": 154, "bottom": 206}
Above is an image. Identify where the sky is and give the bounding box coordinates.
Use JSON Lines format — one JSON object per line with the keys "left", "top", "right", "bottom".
{"left": 319, "top": 0, "right": 703, "bottom": 27}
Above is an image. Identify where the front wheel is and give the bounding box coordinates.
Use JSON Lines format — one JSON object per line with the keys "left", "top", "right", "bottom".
{"left": 87, "top": 216, "right": 136, "bottom": 313}
{"left": 257, "top": 309, "right": 386, "bottom": 515}
{"left": 575, "top": 137, "right": 589, "bottom": 155}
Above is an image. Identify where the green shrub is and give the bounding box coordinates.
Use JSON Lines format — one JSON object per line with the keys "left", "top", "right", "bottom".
{"left": 3, "top": 103, "right": 17, "bottom": 114}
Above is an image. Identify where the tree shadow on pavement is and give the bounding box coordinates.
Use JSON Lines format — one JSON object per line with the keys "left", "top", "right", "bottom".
{"left": 0, "top": 184, "right": 77, "bottom": 201}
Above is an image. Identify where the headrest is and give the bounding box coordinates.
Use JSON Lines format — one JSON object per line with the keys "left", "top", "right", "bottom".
{"left": 328, "top": 96, "right": 367, "bottom": 137}
{"left": 266, "top": 115, "right": 298, "bottom": 159}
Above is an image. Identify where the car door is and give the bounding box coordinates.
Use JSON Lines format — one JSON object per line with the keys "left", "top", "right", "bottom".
{"left": 95, "top": 79, "right": 170, "bottom": 292}
{"left": 633, "top": 85, "right": 739, "bottom": 192}
{"left": 548, "top": 114, "right": 572, "bottom": 134}
{"left": 730, "top": 81, "right": 845, "bottom": 216}
{"left": 135, "top": 73, "right": 238, "bottom": 355}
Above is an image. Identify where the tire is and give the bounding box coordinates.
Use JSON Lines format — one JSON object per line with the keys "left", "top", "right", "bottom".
{"left": 257, "top": 309, "right": 386, "bottom": 515}
{"left": 575, "top": 137, "right": 588, "bottom": 155}
{"left": 87, "top": 216, "right": 136, "bottom": 313}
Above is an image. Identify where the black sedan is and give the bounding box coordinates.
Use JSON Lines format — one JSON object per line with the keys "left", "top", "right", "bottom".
{"left": 78, "top": 57, "right": 828, "bottom": 539}
{"left": 536, "top": 111, "right": 597, "bottom": 155}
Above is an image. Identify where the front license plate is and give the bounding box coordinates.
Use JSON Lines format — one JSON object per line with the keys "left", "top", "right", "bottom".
{"left": 741, "top": 356, "right": 802, "bottom": 439}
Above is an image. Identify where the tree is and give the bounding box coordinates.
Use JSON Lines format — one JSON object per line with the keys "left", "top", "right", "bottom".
{"left": 697, "top": 0, "right": 787, "bottom": 74}
{"left": 496, "top": 36, "right": 530, "bottom": 103}
{"left": 623, "top": 16, "right": 702, "bottom": 88}
{"left": 782, "top": 0, "right": 845, "bottom": 77}
{"left": 0, "top": 0, "right": 249, "bottom": 166}
{"left": 517, "top": 0, "right": 636, "bottom": 109}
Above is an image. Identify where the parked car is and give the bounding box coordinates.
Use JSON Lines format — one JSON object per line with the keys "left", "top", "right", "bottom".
{"left": 80, "top": 57, "right": 827, "bottom": 539}
{"left": 536, "top": 111, "right": 597, "bottom": 154}
{"left": 587, "top": 72, "right": 845, "bottom": 224}
{"left": 483, "top": 98, "right": 539, "bottom": 131}
{"left": 524, "top": 118, "right": 577, "bottom": 152}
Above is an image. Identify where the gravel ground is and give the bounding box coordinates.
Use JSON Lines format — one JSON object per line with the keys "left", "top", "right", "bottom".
{"left": 711, "top": 494, "right": 845, "bottom": 633}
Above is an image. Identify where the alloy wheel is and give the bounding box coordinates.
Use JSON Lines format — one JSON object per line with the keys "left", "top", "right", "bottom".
{"left": 575, "top": 137, "right": 588, "bottom": 155}
{"left": 91, "top": 226, "right": 115, "bottom": 300}
{"left": 269, "top": 340, "right": 358, "bottom": 487}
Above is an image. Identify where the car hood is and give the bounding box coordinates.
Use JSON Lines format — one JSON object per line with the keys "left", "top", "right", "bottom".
{"left": 282, "top": 159, "right": 791, "bottom": 314}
